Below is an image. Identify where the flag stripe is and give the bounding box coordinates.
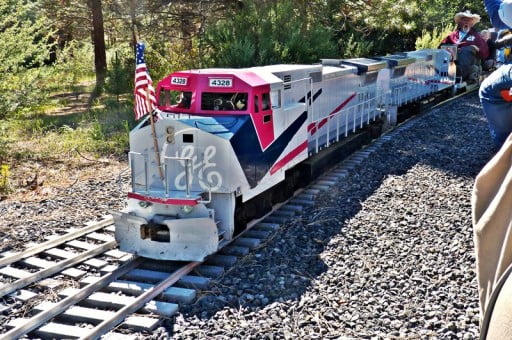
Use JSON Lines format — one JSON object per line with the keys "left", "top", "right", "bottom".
{"left": 134, "top": 42, "right": 157, "bottom": 121}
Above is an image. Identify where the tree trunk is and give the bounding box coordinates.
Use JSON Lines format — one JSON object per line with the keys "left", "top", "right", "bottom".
{"left": 180, "top": 14, "right": 194, "bottom": 51}
{"left": 130, "top": 0, "right": 138, "bottom": 51}
{"left": 91, "top": 0, "right": 107, "bottom": 93}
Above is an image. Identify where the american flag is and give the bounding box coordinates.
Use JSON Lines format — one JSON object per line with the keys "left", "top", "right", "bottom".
{"left": 134, "top": 42, "right": 157, "bottom": 120}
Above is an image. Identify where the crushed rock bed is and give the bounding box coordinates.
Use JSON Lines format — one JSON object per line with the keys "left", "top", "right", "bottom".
{"left": 0, "top": 92, "right": 495, "bottom": 338}
{"left": 173, "top": 93, "right": 492, "bottom": 339}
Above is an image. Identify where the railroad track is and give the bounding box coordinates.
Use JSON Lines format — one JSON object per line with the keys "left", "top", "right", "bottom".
{"left": 0, "top": 202, "right": 311, "bottom": 338}
{"left": 0, "top": 90, "right": 474, "bottom": 339}
{"left": 0, "top": 150, "right": 376, "bottom": 339}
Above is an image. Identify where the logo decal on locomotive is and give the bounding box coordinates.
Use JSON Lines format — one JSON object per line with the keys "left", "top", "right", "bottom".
{"left": 174, "top": 145, "right": 223, "bottom": 191}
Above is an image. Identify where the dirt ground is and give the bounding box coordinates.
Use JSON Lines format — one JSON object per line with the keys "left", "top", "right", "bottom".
{"left": 2, "top": 155, "right": 128, "bottom": 203}
{"left": 1, "top": 87, "right": 128, "bottom": 203}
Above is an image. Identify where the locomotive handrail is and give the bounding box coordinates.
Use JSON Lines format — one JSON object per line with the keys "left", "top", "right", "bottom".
{"left": 161, "top": 155, "right": 213, "bottom": 202}
{"left": 307, "top": 86, "right": 381, "bottom": 127}
{"left": 129, "top": 151, "right": 148, "bottom": 193}
{"left": 308, "top": 86, "right": 391, "bottom": 154}
{"left": 163, "top": 156, "right": 193, "bottom": 197}
{"left": 129, "top": 152, "right": 214, "bottom": 200}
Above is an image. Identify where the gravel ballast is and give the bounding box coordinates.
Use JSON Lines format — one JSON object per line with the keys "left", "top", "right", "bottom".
{"left": 0, "top": 92, "right": 495, "bottom": 338}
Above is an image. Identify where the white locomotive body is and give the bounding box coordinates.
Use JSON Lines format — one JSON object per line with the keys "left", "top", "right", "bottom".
{"left": 113, "top": 49, "right": 458, "bottom": 261}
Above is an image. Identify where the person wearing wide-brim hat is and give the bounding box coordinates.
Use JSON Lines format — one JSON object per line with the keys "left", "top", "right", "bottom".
{"left": 454, "top": 10, "right": 482, "bottom": 26}
{"left": 440, "top": 10, "right": 489, "bottom": 82}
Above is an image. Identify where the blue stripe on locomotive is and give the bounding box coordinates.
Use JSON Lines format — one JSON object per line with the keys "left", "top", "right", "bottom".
{"left": 230, "top": 112, "right": 307, "bottom": 187}
{"left": 180, "top": 116, "right": 244, "bottom": 139}
{"left": 180, "top": 112, "right": 307, "bottom": 188}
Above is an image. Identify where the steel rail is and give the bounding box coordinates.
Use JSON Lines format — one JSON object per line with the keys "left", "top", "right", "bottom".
{"left": 0, "top": 240, "right": 117, "bottom": 298}
{"left": 0, "top": 215, "right": 114, "bottom": 268}
{"left": 79, "top": 261, "right": 202, "bottom": 340}
{"left": 0, "top": 257, "right": 143, "bottom": 340}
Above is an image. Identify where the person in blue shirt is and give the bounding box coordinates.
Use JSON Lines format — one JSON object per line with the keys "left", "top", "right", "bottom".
{"left": 480, "top": 0, "right": 512, "bottom": 148}
{"left": 496, "top": 29, "right": 512, "bottom": 64}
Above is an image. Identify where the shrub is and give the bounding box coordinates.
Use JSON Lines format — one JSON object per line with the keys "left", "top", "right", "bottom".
{"left": 415, "top": 25, "right": 455, "bottom": 50}
{"left": 0, "top": 164, "right": 10, "bottom": 196}
{"left": 0, "top": 0, "right": 55, "bottom": 119}
{"left": 54, "top": 40, "right": 95, "bottom": 94}
{"left": 340, "top": 33, "right": 375, "bottom": 58}
{"left": 203, "top": 0, "right": 337, "bottom": 67}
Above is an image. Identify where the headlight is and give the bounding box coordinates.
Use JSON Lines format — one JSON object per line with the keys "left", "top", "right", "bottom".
{"left": 181, "top": 205, "right": 194, "bottom": 214}
{"left": 138, "top": 201, "right": 151, "bottom": 208}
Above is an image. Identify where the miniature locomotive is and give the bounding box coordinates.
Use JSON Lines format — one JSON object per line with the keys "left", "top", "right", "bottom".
{"left": 113, "top": 48, "right": 458, "bottom": 261}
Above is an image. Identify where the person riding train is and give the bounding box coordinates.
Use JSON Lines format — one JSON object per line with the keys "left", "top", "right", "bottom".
{"left": 495, "top": 28, "right": 512, "bottom": 65}
{"left": 440, "top": 10, "right": 490, "bottom": 83}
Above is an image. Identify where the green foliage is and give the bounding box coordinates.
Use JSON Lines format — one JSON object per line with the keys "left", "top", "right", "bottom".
{"left": 345, "top": 0, "right": 422, "bottom": 32}
{"left": 0, "top": 0, "right": 54, "bottom": 72}
{"left": 89, "top": 120, "right": 105, "bottom": 141}
{"left": 339, "top": 33, "right": 375, "bottom": 58}
{"left": 415, "top": 0, "right": 487, "bottom": 29}
{"left": 0, "top": 123, "right": 11, "bottom": 164}
{"left": 78, "top": 102, "right": 133, "bottom": 155}
{"left": 54, "top": 41, "right": 94, "bottom": 94}
{"left": 415, "top": 25, "right": 456, "bottom": 50}
{"left": 105, "top": 51, "right": 132, "bottom": 101}
{"left": 27, "top": 100, "right": 133, "bottom": 157}
{"left": 0, "top": 69, "right": 48, "bottom": 118}
{"left": 0, "top": 0, "right": 55, "bottom": 119}
{"left": 143, "top": 38, "right": 201, "bottom": 81}
{"left": 204, "top": 0, "right": 337, "bottom": 67}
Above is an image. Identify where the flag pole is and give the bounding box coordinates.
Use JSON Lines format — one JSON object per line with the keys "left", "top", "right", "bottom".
{"left": 134, "top": 25, "right": 164, "bottom": 182}
{"left": 146, "top": 92, "right": 165, "bottom": 181}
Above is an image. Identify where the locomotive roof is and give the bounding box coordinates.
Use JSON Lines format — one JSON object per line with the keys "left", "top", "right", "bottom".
{"left": 178, "top": 68, "right": 282, "bottom": 87}
{"left": 179, "top": 64, "right": 324, "bottom": 87}
{"left": 251, "top": 64, "right": 322, "bottom": 73}
{"left": 250, "top": 64, "right": 323, "bottom": 84}
{"left": 321, "top": 65, "right": 358, "bottom": 78}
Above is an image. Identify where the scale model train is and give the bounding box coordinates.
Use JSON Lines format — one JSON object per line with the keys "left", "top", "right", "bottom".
{"left": 112, "top": 47, "right": 468, "bottom": 261}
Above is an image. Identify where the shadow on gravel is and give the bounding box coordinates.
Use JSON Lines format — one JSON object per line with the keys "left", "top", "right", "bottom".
{"left": 172, "top": 93, "right": 493, "bottom": 335}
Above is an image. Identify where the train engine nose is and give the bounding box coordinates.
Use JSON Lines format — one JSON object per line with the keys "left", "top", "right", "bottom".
{"left": 113, "top": 212, "right": 218, "bottom": 261}
{"left": 113, "top": 116, "right": 245, "bottom": 261}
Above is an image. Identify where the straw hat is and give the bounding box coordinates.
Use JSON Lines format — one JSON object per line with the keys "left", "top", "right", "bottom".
{"left": 454, "top": 10, "right": 481, "bottom": 25}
